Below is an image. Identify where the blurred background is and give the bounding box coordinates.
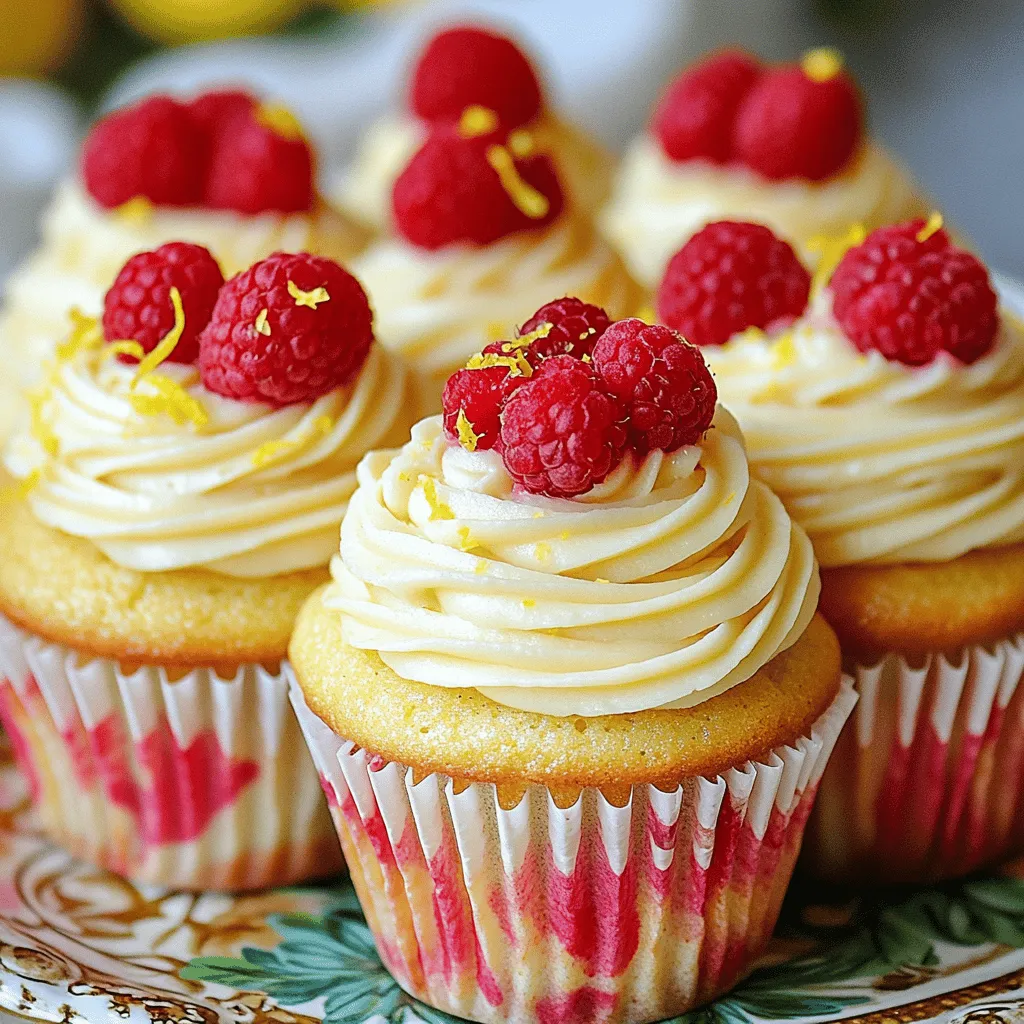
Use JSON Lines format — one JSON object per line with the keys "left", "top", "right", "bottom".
{"left": 0, "top": 0, "right": 1021, "bottom": 280}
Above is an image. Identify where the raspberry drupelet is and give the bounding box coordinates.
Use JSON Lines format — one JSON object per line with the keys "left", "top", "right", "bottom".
{"left": 198, "top": 251, "right": 374, "bottom": 405}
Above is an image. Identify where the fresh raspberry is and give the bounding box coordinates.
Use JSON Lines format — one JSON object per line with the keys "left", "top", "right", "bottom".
{"left": 732, "top": 51, "right": 863, "bottom": 181}
{"left": 652, "top": 50, "right": 762, "bottom": 164}
{"left": 656, "top": 221, "right": 811, "bottom": 346}
{"left": 593, "top": 319, "right": 717, "bottom": 454}
{"left": 102, "top": 242, "right": 224, "bottom": 364}
{"left": 81, "top": 96, "right": 205, "bottom": 209}
{"left": 442, "top": 362, "right": 520, "bottom": 453}
{"left": 204, "top": 105, "right": 314, "bottom": 214}
{"left": 410, "top": 25, "right": 542, "bottom": 128}
{"left": 518, "top": 297, "right": 612, "bottom": 359}
{"left": 499, "top": 356, "right": 626, "bottom": 497}
{"left": 187, "top": 89, "right": 256, "bottom": 142}
{"left": 392, "top": 127, "right": 563, "bottom": 249}
{"left": 830, "top": 219, "right": 999, "bottom": 366}
{"left": 198, "top": 252, "right": 373, "bottom": 405}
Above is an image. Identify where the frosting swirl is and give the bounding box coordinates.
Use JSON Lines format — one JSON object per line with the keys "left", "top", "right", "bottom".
{"left": 4, "top": 331, "right": 411, "bottom": 578}
{"left": 352, "top": 216, "right": 642, "bottom": 414}
{"left": 332, "top": 113, "right": 613, "bottom": 233}
{"left": 600, "top": 138, "right": 928, "bottom": 288}
{"left": 704, "top": 289, "right": 1024, "bottom": 567}
{"left": 0, "top": 180, "right": 367, "bottom": 441}
{"left": 325, "top": 411, "right": 819, "bottom": 716}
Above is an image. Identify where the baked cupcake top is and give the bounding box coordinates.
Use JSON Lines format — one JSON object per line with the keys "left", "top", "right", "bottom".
{"left": 4, "top": 245, "right": 410, "bottom": 579}
{"left": 659, "top": 217, "right": 1024, "bottom": 567}
{"left": 600, "top": 48, "right": 927, "bottom": 289}
{"left": 334, "top": 24, "right": 612, "bottom": 231}
{"left": 323, "top": 301, "right": 819, "bottom": 717}
{"left": 352, "top": 110, "right": 639, "bottom": 407}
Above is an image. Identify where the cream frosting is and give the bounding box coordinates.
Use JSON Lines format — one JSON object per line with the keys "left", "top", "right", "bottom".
{"left": 0, "top": 179, "right": 368, "bottom": 442}
{"left": 4, "top": 328, "right": 412, "bottom": 579}
{"left": 332, "top": 112, "right": 613, "bottom": 233}
{"left": 704, "top": 289, "right": 1024, "bottom": 567}
{"left": 599, "top": 138, "right": 928, "bottom": 289}
{"left": 352, "top": 216, "right": 642, "bottom": 415}
{"left": 325, "top": 411, "right": 819, "bottom": 717}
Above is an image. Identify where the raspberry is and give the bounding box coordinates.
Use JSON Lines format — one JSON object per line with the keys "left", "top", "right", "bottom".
{"left": 593, "top": 319, "right": 717, "bottom": 454}
{"left": 198, "top": 252, "right": 373, "bottom": 405}
{"left": 102, "top": 242, "right": 224, "bottom": 364}
{"left": 499, "top": 356, "right": 626, "bottom": 497}
{"left": 392, "top": 127, "right": 563, "bottom": 249}
{"left": 519, "top": 297, "right": 611, "bottom": 359}
{"left": 81, "top": 96, "right": 205, "bottom": 209}
{"left": 187, "top": 89, "right": 256, "bottom": 142}
{"left": 652, "top": 50, "right": 762, "bottom": 164}
{"left": 732, "top": 50, "right": 863, "bottom": 181}
{"left": 830, "top": 219, "right": 999, "bottom": 366}
{"left": 205, "top": 105, "right": 314, "bottom": 214}
{"left": 656, "top": 220, "right": 811, "bottom": 346}
{"left": 410, "top": 25, "right": 542, "bottom": 128}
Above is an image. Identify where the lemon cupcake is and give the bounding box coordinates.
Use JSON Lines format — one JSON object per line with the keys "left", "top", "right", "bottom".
{"left": 0, "top": 244, "right": 412, "bottom": 890}
{"left": 334, "top": 23, "right": 612, "bottom": 234}
{"left": 288, "top": 304, "right": 854, "bottom": 1023}
{"left": 353, "top": 118, "right": 640, "bottom": 416}
{"left": 661, "top": 217, "right": 1024, "bottom": 883}
{"left": 0, "top": 89, "right": 367, "bottom": 444}
{"left": 601, "top": 48, "right": 928, "bottom": 291}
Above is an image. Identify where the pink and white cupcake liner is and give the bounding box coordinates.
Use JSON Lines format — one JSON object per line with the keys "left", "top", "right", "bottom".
{"left": 0, "top": 614, "right": 343, "bottom": 890}
{"left": 290, "top": 674, "right": 856, "bottom": 1024}
{"left": 806, "top": 632, "right": 1024, "bottom": 884}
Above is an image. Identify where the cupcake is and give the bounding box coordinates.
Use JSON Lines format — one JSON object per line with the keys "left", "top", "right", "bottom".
{"left": 0, "top": 243, "right": 413, "bottom": 889}
{"left": 288, "top": 302, "right": 854, "bottom": 1023}
{"left": 353, "top": 116, "right": 641, "bottom": 415}
{"left": 601, "top": 48, "right": 929, "bottom": 291}
{"left": 334, "top": 24, "right": 613, "bottom": 234}
{"left": 0, "top": 89, "right": 367, "bottom": 443}
{"left": 659, "top": 217, "right": 1024, "bottom": 883}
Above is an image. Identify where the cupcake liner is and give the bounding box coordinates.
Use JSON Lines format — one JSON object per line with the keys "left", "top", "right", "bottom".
{"left": 805, "top": 631, "right": 1024, "bottom": 884}
{"left": 0, "top": 614, "right": 343, "bottom": 891}
{"left": 289, "top": 673, "right": 856, "bottom": 1024}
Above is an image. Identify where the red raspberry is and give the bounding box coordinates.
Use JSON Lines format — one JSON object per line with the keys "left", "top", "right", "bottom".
{"left": 392, "top": 127, "right": 563, "bottom": 249}
{"left": 102, "top": 242, "right": 224, "bottom": 364}
{"left": 205, "top": 105, "right": 314, "bottom": 214}
{"left": 410, "top": 25, "right": 542, "bottom": 129}
{"left": 830, "top": 219, "right": 999, "bottom": 366}
{"left": 81, "top": 96, "right": 205, "bottom": 209}
{"left": 187, "top": 89, "right": 256, "bottom": 142}
{"left": 652, "top": 50, "right": 762, "bottom": 164}
{"left": 732, "top": 51, "right": 863, "bottom": 181}
{"left": 198, "top": 252, "right": 373, "bottom": 405}
{"left": 518, "top": 297, "right": 611, "bottom": 359}
{"left": 442, "top": 361, "right": 523, "bottom": 453}
{"left": 656, "top": 220, "right": 811, "bottom": 346}
{"left": 499, "top": 356, "right": 626, "bottom": 497}
{"left": 593, "top": 319, "right": 717, "bottom": 454}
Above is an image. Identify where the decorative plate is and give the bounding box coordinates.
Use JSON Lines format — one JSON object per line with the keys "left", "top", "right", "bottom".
{"left": 2, "top": 752, "right": 1024, "bottom": 1024}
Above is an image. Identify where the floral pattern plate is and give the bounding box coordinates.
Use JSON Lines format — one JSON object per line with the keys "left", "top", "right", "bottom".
{"left": 3, "top": 752, "right": 1024, "bottom": 1024}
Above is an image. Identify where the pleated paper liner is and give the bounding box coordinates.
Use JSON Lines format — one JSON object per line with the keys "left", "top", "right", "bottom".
{"left": 290, "top": 672, "right": 856, "bottom": 1024}
{"left": 0, "top": 614, "right": 343, "bottom": 891}
{"left": 805, "top": 631, "right": 1024, "bottom": 885}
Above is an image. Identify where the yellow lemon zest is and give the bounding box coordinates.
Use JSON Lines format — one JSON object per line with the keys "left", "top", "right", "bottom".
{"left": 15, "top": 469, "right": 42, "bottom": 499}
{"left": 808, "top": 222, "right": 867, "bottom": 295}
{"left": 129, "top": 375, "right": 208, "bottom": 428}
{"left": 558, "top": 530, "right": 570, "bottom": 541}
{"left": 420, "top": 476, "right": 454, "bottom": 520}
{"left": 522, "top": 598, "right": 536, "bottom": 608}
{"left": 465, "top": 350, "right": 534, "bottom": 378}
{"left": 57, "top": 309, "right": 103, "bottom": 361}
{"left": 485, "top": 144, "right": 550, "bottom": 219}
{"left": 581, "top": 352, "right": 592, "bottom": 363}
{"left": 135, "top": 287, "right": 185, "bottom": 380}
{"left": 474, "top": 559, "right": 488, "bottom": 575}
{"left": 534, "top": 541, "right": 552, "bottom": 562}
{"left": 458, "top": 104, "right": 499, "bottom": 138}
{"left": 288, "top": 280, "right": 330, "bottom": 309}
{"left": 115, "top": 196, "right": 153, "bottom": 222}
{"left": 251, "top": 415, "right": 334, "bottom": 467}
{"left": 106, "top": 340, "right": 146, "bottom": 362}
{"left": 513, "top": 321, "right": 553, "bottom": 349}
{"left": 256, "top": 102, "right": 305, "bottom": 141}
{"left": 916, "top": 211, "right": 945, "bottom": 243}
{"left": 801, "top": 47, "right": 844, "bottom": 82}
{"left": 27, "top": 385, "right": 58, "bottom": 456}
{"left": 532, "top": 510, "right": 545, "bottom": 519}
{"left": 455, "top": 409, "right": 480, "bottom": 452}
{"left": 595, "top": 577, "right": 610, "bottom": 584}
{"left": 724, "top": 491, "right": 737, "bottom": 505}
{"left": 457, "top": 526, "right": 480, "bottom": 552}
{"left": 769, "top": 331, "right": 798, "bottom": 370}
{"left": 507, "top": 129, "right": 535, "bottom": 158}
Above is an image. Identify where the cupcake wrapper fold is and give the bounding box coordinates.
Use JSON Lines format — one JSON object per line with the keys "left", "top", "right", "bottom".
{"left": 0, "top": 614, "right": 343, "bottom": 891}
{"left": 289, "top": 673, "right": 856, "bottom": 1024}
{"left": 806, "top": 632, "right": 1024, "bottom": 884}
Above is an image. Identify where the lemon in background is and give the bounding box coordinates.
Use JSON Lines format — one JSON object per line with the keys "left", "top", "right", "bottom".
{"left": 105, "top": 0, "right": 308, "bottom": 44}
{"left": 1, "top": 0, "right": 85, "bottom": 75}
